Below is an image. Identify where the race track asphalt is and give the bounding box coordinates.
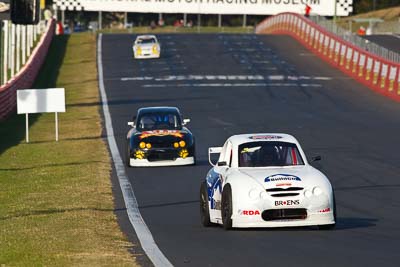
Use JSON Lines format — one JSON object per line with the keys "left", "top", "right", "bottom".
{"left": 101, "top": 33, "right": 400, "bottom": 267}
{"left": 363, "top": 34, "right": 400, "bottom": 53}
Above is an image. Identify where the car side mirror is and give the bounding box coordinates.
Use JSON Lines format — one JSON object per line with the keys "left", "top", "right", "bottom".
{"left": 127, "top": 122, "right": 135, "bottom": 127}
{"left": 217, "top": 161, "right": 227, "bottom": 166}
{"left": 311, "top": 155, "right": 322, "bottom": 162}
{"left": 208, "top": 147, "right": 222, "bottom": 166}
{"left": 182, "top": 118, "right": 191, "bottom": 125}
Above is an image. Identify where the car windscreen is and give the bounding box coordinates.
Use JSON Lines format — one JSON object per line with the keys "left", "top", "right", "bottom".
{"left": 238, "top": 141, "right": 304, "bottom": 167}
{"left": 137, "top": 38, "right": 156, "bottom": 44}
{"left": 137, "top": 112, "right": 182, "bottom": 131}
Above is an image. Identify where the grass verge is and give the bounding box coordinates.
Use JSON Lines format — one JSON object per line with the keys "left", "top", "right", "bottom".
{"left": 0, "top": 33, "right": 138, "bottom": 266}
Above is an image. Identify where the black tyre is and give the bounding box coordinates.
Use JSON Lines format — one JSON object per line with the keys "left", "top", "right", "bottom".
{"left": 192, "top": 144, "right": 196, "bottom": 166}
{"left": 221, "top": 185, "right": 233, "bottom": 230}
{"left": 318, "top": 189, "right": 336, "bottom": 230}
{"left": 200, "top": 182, "right": 212, "bottom": 227}
{"left": 125, "top": 140, "right": 131, "bottom": 168}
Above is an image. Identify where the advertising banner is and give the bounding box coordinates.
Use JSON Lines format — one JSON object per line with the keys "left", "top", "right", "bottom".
{"left": 54, "top": 0, "right": 353, "bottom": 16}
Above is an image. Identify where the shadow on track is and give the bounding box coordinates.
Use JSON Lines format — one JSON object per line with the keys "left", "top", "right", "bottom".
{"left": 139, "top": 200, "right": 199, "bottom": 209}
{"left": 335, "top": 217, "right": 378, "bottom": 230}
{"left": 67, "top": 96, "right": 211, "bottom": 108}
{"left": 222, "top": 216, "right": 378, "bottom": 232}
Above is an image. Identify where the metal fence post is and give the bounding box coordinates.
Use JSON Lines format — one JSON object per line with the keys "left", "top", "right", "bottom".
{"left": 8, "top": 22, "right": 11, "bottom": 70}
{"left": 124, "top": 12, "right": 128, "bottom": 28}
{"left": 29, "top": 24, "right": 33, "bottom": 50}
{"left": 33, "top": 22, "right": 37, "bottom": 42}
{"left": 99, "top": 11, "right": 102, "bottom": 30}
{"left": 61, "top": 10, "right": 65, "bottom": 26}
{"left": 26, "top": 25, "right": 30, "bottom": 57}
{"left": 22, "top": 25, "right": 26, "bottom": 65}
{"left": 10, "top": 23, "right": 15, "bottom": 78}
{"left": 2, "top": 20, "right": 8, "bottom": 84}
{"left": 197, "top": 14, "right": 201, "bottom": 33}
{"left": 16, "top": 24, "right": 20, "bottom": 73}
{"left": 0, "top": 21, "right": 2, "bottom": 85}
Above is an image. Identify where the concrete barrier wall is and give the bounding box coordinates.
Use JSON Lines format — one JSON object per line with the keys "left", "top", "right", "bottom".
{"left": 0, "top": 20, "right": 56, "bottom": 120}
{"left": 256, "top": 13, "right": 400, "bottom": 102}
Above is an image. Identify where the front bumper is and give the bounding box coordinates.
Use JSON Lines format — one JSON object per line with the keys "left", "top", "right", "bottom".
{"left": 130, "top": 156, "right": 195, "bottom": 167}
{"left": 129, "top": 147, "right": 194, "bottom": 167}
{"left": 228, "top": 191, "right": 335, "bottom": 228}
{"left": 231, "top": 211, "right": 334, "bottom": 228}
{"left": 134, "top": 52, "right": 160, "bottom": 59}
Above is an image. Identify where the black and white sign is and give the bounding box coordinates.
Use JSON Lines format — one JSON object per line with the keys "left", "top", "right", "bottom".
{"left": 54, "top": 0, "right": 353, "bottom": 16}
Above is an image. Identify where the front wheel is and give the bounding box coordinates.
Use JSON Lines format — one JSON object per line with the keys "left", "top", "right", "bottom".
{"left": 200, "top": 182, "right": 212, "bottom": 227}
{"left": 221, "top": 185, "right": 233, "bottom": 230}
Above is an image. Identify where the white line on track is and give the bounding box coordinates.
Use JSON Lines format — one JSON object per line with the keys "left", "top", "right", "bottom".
{"left": 97, "top": 34, "right": 173, "bottom": 267}
{"left": 120, "top": 74, "right": 332, "bottom": 82}
{"left": 142, "top": 83, "right": 322, "bottom": 88}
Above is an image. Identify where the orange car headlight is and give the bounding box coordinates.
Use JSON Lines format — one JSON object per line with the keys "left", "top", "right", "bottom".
{"left": 139, "top": 142, "right": 146, "bottom": 149}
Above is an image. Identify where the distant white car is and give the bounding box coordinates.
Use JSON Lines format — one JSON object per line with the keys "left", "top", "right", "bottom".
{"left": 200, "top": 133, "right": 336, "bottom": 230}
{"left": 132, "top": 35, "right": 160, "bottom": 59}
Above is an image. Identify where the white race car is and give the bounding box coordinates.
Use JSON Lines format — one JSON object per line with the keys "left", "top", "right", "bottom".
{"left": 132, "top": 35, "right": 160, "bottom": 59}
{"left": 200, "top": 133, "right": 336, "bottom": 230}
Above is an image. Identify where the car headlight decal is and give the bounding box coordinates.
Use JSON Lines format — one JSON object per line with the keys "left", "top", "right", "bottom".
{"left": 137, "top": 46, "right": 142, "bottom": 55}
{"left": 152, "top": 45, "right": 158, "bottom": 54}
{"left": 260, "top": 191, "right": 268, "bottom": 200}
{"left": 248, "top": 188, "right": 260, "bottom": 200}
{"left": 312, "top": 186, "right": 322, "bottom": 196}
{"left": 179, "top": 140, "right": 186, "bottom": 147}
{"left": 304, "top": 189, "right": 312, "bottom": 198}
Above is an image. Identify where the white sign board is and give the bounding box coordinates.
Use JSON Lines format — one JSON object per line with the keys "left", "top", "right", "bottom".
{"left": 17, "top": 88, "right": 66, "bottom": 114}
{"left": 54, "top": 0, "right": 353, "bottom": 16}
{"left": 17, "top": 88, "right": 65, "bottom": 143}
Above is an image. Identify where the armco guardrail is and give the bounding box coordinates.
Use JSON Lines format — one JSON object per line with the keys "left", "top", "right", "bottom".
{"left": 256, "top": 13, "right": 400, "bottom": 102}
{"left": 310, "top": 16, "right": 400, "bottom": 63}
{"left": 0, "top": 20, "right": 56, "bottom": 120}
